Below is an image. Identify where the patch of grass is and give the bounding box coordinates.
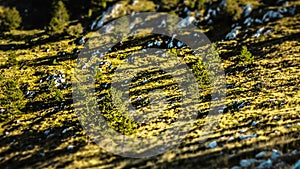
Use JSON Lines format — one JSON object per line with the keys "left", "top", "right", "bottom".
{"left": 0, "top": 0, "right": 300, "bottom": 167}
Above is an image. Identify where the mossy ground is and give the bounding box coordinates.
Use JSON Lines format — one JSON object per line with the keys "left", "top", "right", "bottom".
{"left": 0, "top": 1, "right": 300, "bottom": 169}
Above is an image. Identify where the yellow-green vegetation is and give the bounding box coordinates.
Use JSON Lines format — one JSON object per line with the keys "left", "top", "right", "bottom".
{"left": 0, "top": 6, "right": 22, "bottom": 31}
{"left": 225, "top": 0, "right": 243, "bottom": 21}
{"left": 0, "top": 0, "right": 300, "bottom": 169}
{"left": 0, "top": 78, "right": 25, "bottom": 121}
{"left": 159, "top": 0, "right": 180, "bottom": 10}
{"left": 238, "top": 46, "right": 254, "bottom": 65}
{"left": 48, "top": 0, "right": 70, "bottom": 35}
{"left": 66, "top": 23, "right": 83, "bottom": 37}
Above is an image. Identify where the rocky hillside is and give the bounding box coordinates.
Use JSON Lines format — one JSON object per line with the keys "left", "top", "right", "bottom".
{"left": 0, "top": 0, "right": 299, "bottom": 168}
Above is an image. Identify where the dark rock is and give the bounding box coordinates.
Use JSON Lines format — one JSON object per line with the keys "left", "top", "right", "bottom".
{"left": 273, "top": 116, "right": 281, "bottom": 120}
{"left": 226, "top": 83, "right": 235, "bottom": 88}
{"left": 24, "top": 91, "right": 36, "bottom": 98}
{"left": 274, "top": 161, "right": 287, "bottom": 168}
{"left": 207, "top": 141, "right": 218, "bottom": 148}
{"left": 58, "top": 51, "right": 66, "bottom": 56}
{"left": 243, "top": 4, "right": 253, "bottom": 17}
{"left": 73, "top": 48, "right": 80, "bottom": 54}
{"left": 44, "top": 130, "right": 50, "bottom": 136}
{"left": 239, "top": 134, "right": 257, "bottom": 141}
{"left": 240, "top": 159, "right": 257, "bottom": 167}
{"left": 252, "top": 121, "right": 259, "bottom": 126}
{"left": 255, "top": 159, "right": 272, "bottom": 169}
{"left": 291, "top": 160, "right": 300, "bottom": 169}
{"left": 270, "top": 149, "right": 282, "bottom": 160}
{"left": 227, "top": 136, "right": 235, "bottom": 142}
{"left": 255, "top": 151, "right": 268, "bottom": 158}
{"left": 75, "top": 36, "right": 85, "bottom": 45}
{"left": 67, "top": 145, "right": 75, "bottom": 150}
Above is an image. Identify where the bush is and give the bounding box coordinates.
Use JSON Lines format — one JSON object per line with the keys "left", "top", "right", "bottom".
{"left": 192, "top": 58, "right": 210, "bottom": 86}
{"left": 0, "top": 7, "right": 22, "bottom": 31}
{"left": 6, "top": 51, "right": 18, "bottom": 67}
{"left": 160, "top": 0, "right": 180, "bottom": 10}
{"left": 196, "top": 0, "right": 211, "bottom": 10}
{"left": 0, "top": 79, "right": 25, "bottom": 116}
{"left": 239, "top": 46, "right": 254, "bottom": 65}
{"left": 48, "top": 1, "right": 70, "bottom": 35}
{"left": 49, "top": 80, "right": 64, "bottom": 102}
{"left": 225, "top": 0, "right": 243, "bottom": 21}
{"left": 66, "top": 23, "right": 83, "bottom": 37}
{"left": 90, "top": 0, "right": 115, "bottom": 12}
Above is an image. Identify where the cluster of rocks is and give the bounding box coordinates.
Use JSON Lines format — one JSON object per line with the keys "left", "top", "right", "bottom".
{"left": 97, "top": 60, "right": 113, "bottom": 73}
{"left": 24, "top": 90, "right": 36, "bottom": 99}
{"left": 223, "top": 100, "right": 251, "bottom": 113}
{"left": 75, "top": 36, "right": 85, "bottom": 46}
{"left": 231, "top": 149, "right": 300, "bottom": 169}
{"left": 225, "top": 1, "right": 296, "bottom": 40}
{"left": 20, "top": 84, "right": 36, "bottom": 99}
{"left": 42, "top": 126, "right": 76, "bottom": 152}
{"left": 89, "top": 0, "right": 297, "bottom": 45}
{"left": 206, "top": 131, "right": 258, "bottom": 149}
{"left": 40, "top": 71, "right": 68, "bottom": 89}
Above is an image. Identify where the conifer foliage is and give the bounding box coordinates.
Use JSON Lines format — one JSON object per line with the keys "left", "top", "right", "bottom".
{"left": 48, "top": 1, "right": 70, "bottom": 35}
{"left": 0, "top": 7, "right": 22, "bottom": 31}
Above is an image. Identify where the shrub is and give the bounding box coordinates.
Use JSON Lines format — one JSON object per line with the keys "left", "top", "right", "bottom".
{"left": 0, "top": 79, "right": 25, "bottom": 120}
{"left": 0, "top": 7, "right": 22, "bottom": 31}
{"left": 107, "top": 87, "right": 137, "bottom": 135}
{"left": 48, "top": 1, "right": 70, "bottom": 35}
{"left": 49, "top": 80, "right": 64, "bottom": 102}
{"left": 6, "top": 51, "right": 18, "bottom": 67}
{"left": 66, "top": 23, "right": 83, "bottom": 37}
{"left": 225, "top": 0, "right": 243, "bottom": 21}
{"left": 197, "top": 0, "right": 211, "bottom": 10}
{"left": 239, "top": 46, "right": 254, "bottom": 65}
{"left": 192, "top": 58, "right": 210, "bottom": 86}
{"left": 54, "top": 88, "right": 64, "bottom": 102}
{"left": 160, "top": 0, "right": 180, "bottom": 10}
{"left": 90, "top": 0, "right": 115, "bottom": 12}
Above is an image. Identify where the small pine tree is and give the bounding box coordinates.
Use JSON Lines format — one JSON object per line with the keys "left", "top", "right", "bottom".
{"left": 48, "top": 1, "right": 70, "bottom": 35}
{"left": 7, "top": 51, "right": 18, "bottom": 66}
{"left": 1, "top": 79, "right": 25, "bottom": 112}
{"left": 239, "top": 46, "right": 254, "bottom": 65}
{"left": 0, "top": 7, "right": 22, "bottom": 31}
